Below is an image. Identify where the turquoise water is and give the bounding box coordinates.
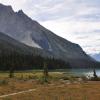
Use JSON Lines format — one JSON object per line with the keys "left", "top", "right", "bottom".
{"left": 53, "top": 69, "right": 100, "bottom": 77}
{"left": 67, "top": 69, "right": 100, "bottom": 77}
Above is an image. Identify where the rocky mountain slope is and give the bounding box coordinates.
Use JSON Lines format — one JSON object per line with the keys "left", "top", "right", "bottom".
{"left": 0, "top": 32, "right": 67, "bottom": 70}
{"left": 0, "top": 31, "right": 54, "bottom": 58}
{"left": 0, "top": 3, "right": 99, "bottom": 68}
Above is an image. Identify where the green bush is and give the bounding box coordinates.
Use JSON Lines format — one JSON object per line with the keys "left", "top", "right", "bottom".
{"left": 0, "top": 80, "right": 8, "bottom": 85}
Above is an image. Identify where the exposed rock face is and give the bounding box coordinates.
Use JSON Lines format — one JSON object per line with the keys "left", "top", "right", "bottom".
{"left": 0, "top": 32, "right": 53, "bottom": 57}
{"left": 0, "top": 3, "right": 98, "bottom": 68}
{"left": 0, "top": 31, "right": 38, "bottom": 55}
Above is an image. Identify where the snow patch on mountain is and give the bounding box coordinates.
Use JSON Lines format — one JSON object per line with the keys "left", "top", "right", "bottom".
{"left": 21, "top": 31, "right": 42, "bottom": 49}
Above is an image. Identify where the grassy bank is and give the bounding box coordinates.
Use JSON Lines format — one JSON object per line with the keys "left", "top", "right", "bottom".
{"left": 0, "top": 71, "right": 100, "bottom": 100}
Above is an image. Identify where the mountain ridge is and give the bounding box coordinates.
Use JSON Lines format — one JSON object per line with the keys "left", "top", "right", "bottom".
{"left": 0, "top": 3, "right": 99, "bottom": 68}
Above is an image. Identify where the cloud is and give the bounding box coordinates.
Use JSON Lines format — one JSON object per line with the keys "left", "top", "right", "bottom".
{"left": 40, "top": 19, "right": 100, "bottom": 54}
{"left": 0, "top": 0, "right": 100, "bottom": 22}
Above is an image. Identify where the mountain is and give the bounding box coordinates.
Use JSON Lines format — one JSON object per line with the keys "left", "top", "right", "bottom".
{"left": 0, "top": 31, "right": 37, "bottom": 55}
{"left": 0, "top": 32, "right": 67, "bottom": 70}
{"left": 90, "top": 53, "right": 100, "bottom": 62}
{"left": 0, "top": 31, "right": 55, "bottom": 57}
{"left": 0, "top": 3, "right": 99, "bottom": 68}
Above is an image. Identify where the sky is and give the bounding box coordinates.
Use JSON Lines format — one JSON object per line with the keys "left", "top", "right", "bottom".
{"left": 0, "top": 0, "right": 100, "bottom": 54}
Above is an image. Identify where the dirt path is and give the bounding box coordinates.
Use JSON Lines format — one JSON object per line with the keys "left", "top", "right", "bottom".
{"left": 0, "top": 84, "right": 67, "bottom": 98}
{"left": 0, "top": 89, "right": 36, "bottom": 98}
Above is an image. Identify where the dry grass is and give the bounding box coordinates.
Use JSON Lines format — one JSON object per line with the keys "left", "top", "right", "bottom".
{"left": 0, "top": 72, "right": 100, "bottom": 100}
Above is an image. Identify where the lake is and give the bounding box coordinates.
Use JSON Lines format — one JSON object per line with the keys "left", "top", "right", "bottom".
{"left": 53, "top": 68, "right": 100, "bottom": 77}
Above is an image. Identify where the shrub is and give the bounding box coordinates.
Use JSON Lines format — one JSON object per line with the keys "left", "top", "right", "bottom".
{"left": 0, "top": 80, "right": 8, "bottom": 85}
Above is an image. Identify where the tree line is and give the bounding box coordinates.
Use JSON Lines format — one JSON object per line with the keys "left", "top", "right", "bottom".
{"left": 0, "top": 52, "right": 70, "bottom": 71}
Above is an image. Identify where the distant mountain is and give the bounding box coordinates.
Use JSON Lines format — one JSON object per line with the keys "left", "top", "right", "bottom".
{"left": 0, "top": 3, "right": 99, "bottom": 68}
{"left": 90, "top": 53, "right": 100, "bottom": 62}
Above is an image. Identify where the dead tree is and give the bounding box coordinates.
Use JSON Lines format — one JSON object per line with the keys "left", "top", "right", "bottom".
{"left": 9, "top": 65, "right": 14, "bottom": 78}
{"left": 43, "top": 62, "right": 48, "bottom": 82}
{"left": 93, "top": 69, "right": 98, "bottom": 78}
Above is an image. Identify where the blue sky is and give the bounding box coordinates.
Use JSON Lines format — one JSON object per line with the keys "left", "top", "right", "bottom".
{"left": 0, "top": 0, "right": 100, "bottom": 54}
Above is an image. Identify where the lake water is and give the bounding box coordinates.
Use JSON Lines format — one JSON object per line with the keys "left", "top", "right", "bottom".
{"left": 54, "top": 69, "right": 100, "bottom": 77}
